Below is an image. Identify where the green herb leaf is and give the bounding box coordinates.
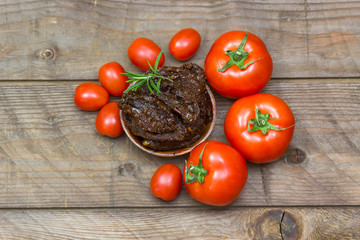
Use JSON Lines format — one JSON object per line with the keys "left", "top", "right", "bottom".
{"left": 120, "top": 50, "right": 172, "bottom": 94}
{"left": 146, "top": 78, "right": 154, "bottom": 94}
{"left": 150, "top": 79, "right": 161, "bottom": 94}
{"left": 156, "top": 78, "right": 162, "bottom": 89}
{"left": 123, "top": 80, "right": 145, "bottom": 93}
{"left": 122, "top": 71, "right": 145, "bottom": 78}
{"left": 153, "top": 50, "right": 163, "bottom": 73}
{"left": 147, "top": 59, "right": 156, "bottom": 73}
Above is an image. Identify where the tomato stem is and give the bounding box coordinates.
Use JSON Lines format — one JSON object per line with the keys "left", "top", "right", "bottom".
{"left": 217, "top": 32, "right": 261, "bottom": 72}
{"left": 248, "top": 109, "right": 294, "bottom": 135}
{"left": 185, "top": 143, "right": 208, "bottom": 184}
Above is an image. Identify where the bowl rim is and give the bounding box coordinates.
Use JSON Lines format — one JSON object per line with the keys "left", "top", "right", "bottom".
{"left": 119, "top": 84, "right": 217, "bottom": 157}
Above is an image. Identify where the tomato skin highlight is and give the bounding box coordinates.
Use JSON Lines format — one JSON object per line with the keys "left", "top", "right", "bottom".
{"left": 98, "top": 62, "right": 129, "bottom": 96}
{"left": 128, "top": 38, "right": 165, "bottom": 71}
{"left": 95, "top": 102, "right": 123, "bottom": 138}
{"left": 169, "top": 28, "right": 201, "bottom": 61}
{"left": 224, "top": 93, "right": 295, "bottom": 164}
{"left": 74, "top": 82, "right": 109, "bottom": 111}
{"left": 204, "top": 31, "right": 273, "bottom": 99}
{"left": 183, "top": 141, "right": 247, "bottom": 206}
{"left": 150, "top": 164, "right": 182, "bottom": 201}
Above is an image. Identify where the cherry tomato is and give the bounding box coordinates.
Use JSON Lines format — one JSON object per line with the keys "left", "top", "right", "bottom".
{"left": 204, "top": 31, "right": 273, "bottom": 99}
{"left": 224, "top": 93, "right": 295, "bottom": 164}
{"left": 150, "top": 163, "right": 182, "bottom": 201}
{"left": 98, "top": 62, "right": 129, "bottom": 96}
{"left": 183, "top": 141, "right": 247, "bottom": 206}
{"left": 128, "top": 38, "right": 165, "bottom": 71}
{"left": 95, "top": 102, "right": 123, "bottom": 138}
{"left": 169, "top": 28, "right": 201, "bottom": 61}
{"left": 74, "top": 82, "right": 109, "bottom": 111}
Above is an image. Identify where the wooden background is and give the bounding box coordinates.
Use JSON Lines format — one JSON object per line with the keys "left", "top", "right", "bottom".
{"left": 0, "top": 0, "right": 359, "bottom": 239}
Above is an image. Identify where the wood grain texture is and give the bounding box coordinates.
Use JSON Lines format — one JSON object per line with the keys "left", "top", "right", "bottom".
{"left": 0, "top": 207, "right": 359, "bottom": 239}
{"left": 1, "top": 1, "right": 359, "bottom": 238}
{"left": 0, "top": 79, "right": 359, "bottom": 208}
{"left": 0, "top": 0, "right": 359, "bottom": 80}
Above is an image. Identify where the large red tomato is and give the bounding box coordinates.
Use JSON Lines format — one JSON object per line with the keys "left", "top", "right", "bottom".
{"left": 128, "top": 38, "right": 165, "bottom": 71}
{"left": 204, "top": 31, "right": 273, "bottom": 99}
{"left": 74, "top": 82, "right": 109, "bottom": 111}
{"left": 95, "top": 102, "right": 123, "bottom": 138}
{"left": 224, "top": 93, "right": 295, "bottom": 164}
{"left": 183, "top": 141, "right": 247, "bottom": 206}
{"left": 98, "top": 62, "right": 129, "bottom": 96}
{"left": 169, "top": 28, "right": 201, "bottom": 61}
{"left": 150, "top": 163, "right": 182, "bottom": 201}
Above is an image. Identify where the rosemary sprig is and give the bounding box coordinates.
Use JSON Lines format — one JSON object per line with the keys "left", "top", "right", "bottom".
{"left": 121, "top": 51, "right": 173, "bottom": 94}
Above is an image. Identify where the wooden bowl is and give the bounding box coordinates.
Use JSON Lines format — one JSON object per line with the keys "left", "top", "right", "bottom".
{"left": 120, "top": 85, "right": 217, "bottom": 157}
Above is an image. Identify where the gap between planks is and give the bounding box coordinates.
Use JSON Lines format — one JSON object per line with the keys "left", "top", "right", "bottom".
{"left": 0, "top": 205, "right": 359, "bottom": 211}
{"left": 0, "top": 77, "right": 359, "bottom": 84}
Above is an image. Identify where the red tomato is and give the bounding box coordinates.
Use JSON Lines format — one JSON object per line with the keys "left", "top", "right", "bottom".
{"left": 169, "top": 28, "right": 201, "bottom": 61}
{"left": 98, "top": 62, "right": 129, "bottom": 96}
{"left": 204, "top": 31, "right": 273, "bottom": 99}
{"left": 183, "top": 141, "right": 247, "bottom": 206}
{"left": 224, "top": 93, "right": 295, "bottom": 164}
{"left": 95, "top": 102, "right": 123, "bottom": 138}
{"left": 150, "top": 163, "right": 182, "bottom": 201}
{"left": 128, "top": 38, "right": 165, "bottom": 71}
{"left": 74, "top": 82, "right": 109, "bottom": 111}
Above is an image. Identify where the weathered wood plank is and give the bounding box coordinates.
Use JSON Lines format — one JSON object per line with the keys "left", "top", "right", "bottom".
{"left": 0, "top": 0, "right": 359, "bottom": 80}
{"left": 0, "top": 79, "right": 359, "bottom": 208}
{"left": 0, "top": 207, "right": 359, "bottom": 239}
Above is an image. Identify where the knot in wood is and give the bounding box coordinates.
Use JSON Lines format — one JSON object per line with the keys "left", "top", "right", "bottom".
{"left": 280, "top": 211, "right": 299, "bottom": 239}
{"left": 254, "top": 210, "right": 284, "bottom": 239}
{"left": 41, "top": 48, "right": 55, "bottom": 59}
{"left": 253, "top": 210, "right": 299, "bottom": 240}
{"left": 285, "top": 148, "right": 307, "bottom": 164}
{"left": 117, "top": 163, "right": 137, "bottom": 176}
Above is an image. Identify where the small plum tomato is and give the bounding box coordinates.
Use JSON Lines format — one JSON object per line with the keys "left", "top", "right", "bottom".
{"left": 95, "top": 102, "right": 123, "bottom": 138}
{"left": 150, "top": 163, "right": 182, "bottom": 201}
{"left": 98, "top": 62, "right": 129, "bottom": 96}
{"left": 169, "top": 28, "right": 201, "bottom": 61}
{"left": 128, "top": 38, "right": 165, "bottom": 71}
{"left": 74, "top": 82, "right": 109, "bottom": 111}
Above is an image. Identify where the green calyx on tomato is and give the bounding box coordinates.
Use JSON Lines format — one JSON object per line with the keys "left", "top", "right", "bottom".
{"left": 185, "top": 143, "right": 208, "bottom": 184}
{"left": 218, "top": 32, "right": 261, "bottom": 72}
{"left": 248, "top": 108, "right": 292, "bottom": 135}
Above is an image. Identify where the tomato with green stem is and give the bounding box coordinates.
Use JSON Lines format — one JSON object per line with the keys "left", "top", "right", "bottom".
{"left": 224, "top": 93, "right": 295, "bottom": 164}
{"left": 128, "top": 38, "right": 165, "bottom": 71}
{"left": 184, "top": 141, "right": 247, "bottom": 206}
{"left": 150, "top": 163, "right": 182, "bottom": 201}
{"left": 204, "top": 31, "right": 273, "bottom": 99}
